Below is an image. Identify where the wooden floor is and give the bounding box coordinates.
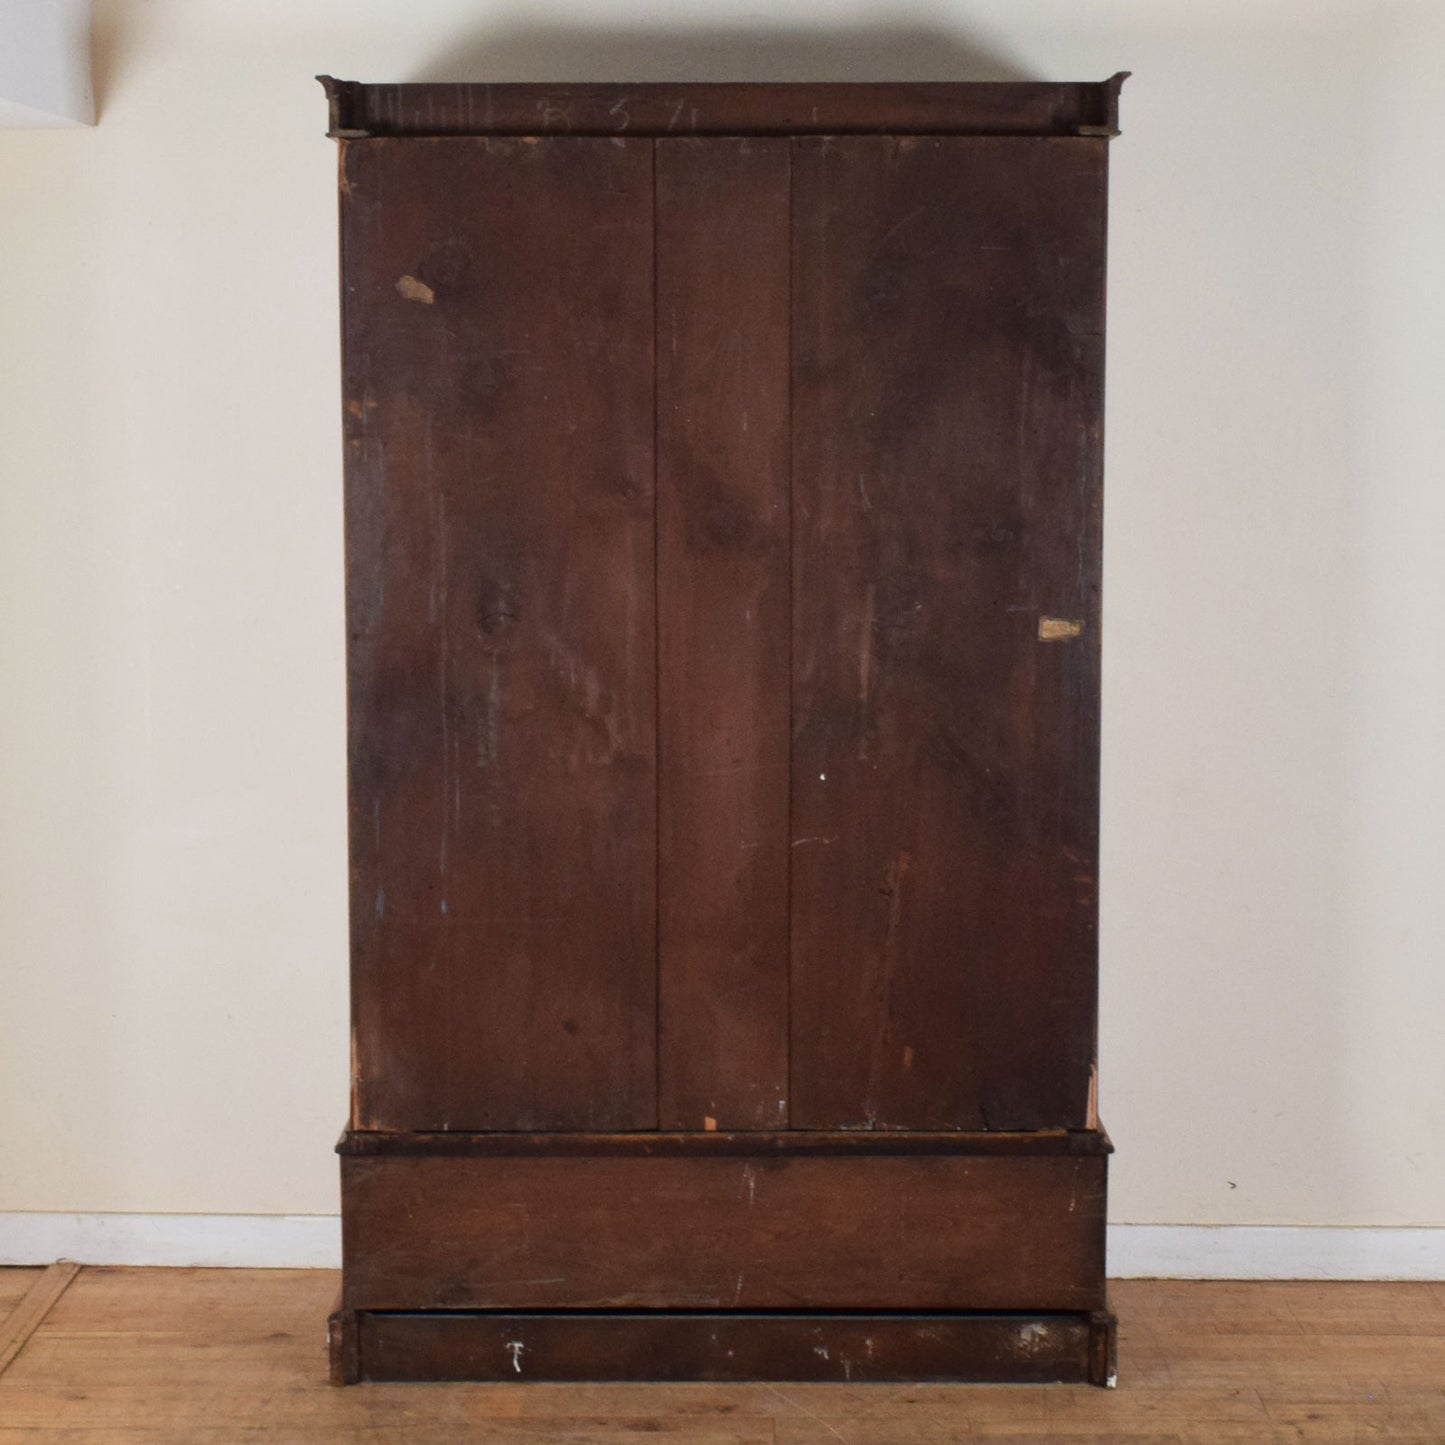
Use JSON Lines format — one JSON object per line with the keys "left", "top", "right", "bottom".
{"left": 0, "top": 1269, "right": 1441, "bottom": 1441}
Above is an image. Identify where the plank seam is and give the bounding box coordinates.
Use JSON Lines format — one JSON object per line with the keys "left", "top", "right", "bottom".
{"left": 784, "top": 137, "right": 796, "bottom": 1130}
{"left": 650, "top": 135, "right": 663, "bottom": 1131}
{"left": 0, "top": 1261, "right": 81, "bottom": 1379}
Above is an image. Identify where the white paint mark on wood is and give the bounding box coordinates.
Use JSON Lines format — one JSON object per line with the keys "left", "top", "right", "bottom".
{"left": 505, "top": 1339, "right": 525, "bottom": 1374}
{"left": 1038, "top": 616, "right": 1084, "bottom": 641}
{"left": 542, "top": 632, "right": 624, "bottom": 766}
{"left": 858, "top": 582, "right": 875, "bottom": 705}
{"left": 395, "top": 274, "right": 435, "bottom": 305}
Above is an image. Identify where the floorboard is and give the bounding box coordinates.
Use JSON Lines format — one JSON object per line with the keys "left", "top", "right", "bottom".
{"left": 0, "top": 1265, "right": 80, "bottom": 1378}
{"left": 0, "top": 1271, "right": 43, "bottom": 1323}
{"left": 0, "top": 1270, "right": 1440, "bottom": 1440}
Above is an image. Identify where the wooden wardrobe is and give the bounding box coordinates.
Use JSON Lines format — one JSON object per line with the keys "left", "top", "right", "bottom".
{"left": 321, "top": 75, "right": 1127, "bottom": 1387}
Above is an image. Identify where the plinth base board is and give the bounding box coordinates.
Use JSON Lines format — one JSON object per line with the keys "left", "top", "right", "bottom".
{"left": 330, "top": 1308, "right": 1118, "bottom": 1386}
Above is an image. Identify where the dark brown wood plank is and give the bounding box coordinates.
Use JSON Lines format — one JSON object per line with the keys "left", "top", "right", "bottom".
{"left": 320, "top": 77, "right": 1128, "bottom": 140}
{"left": 341, "top": 136, "right": 657, "bottom": 1131}
{"left": 354, "top": 1309, "right": 1105, "bottom": 1384}
{"left": 655, "top": 138, "right": 792, "bottom": 1131}
{"left": 337, "top": 1126, "right": 1112, "bottom": 1157}
{"left": 789, "top": 136, "right": 1107, "bottom": 1131}
{"left": 341, "top": 1152, "right": 1107, "bottom": 1312}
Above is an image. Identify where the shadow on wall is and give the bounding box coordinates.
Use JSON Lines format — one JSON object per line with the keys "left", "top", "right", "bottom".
{"left": 409, "top": 19, "right": 1035, "bottom": 86}
{"left": 90, "top": 0, "right": 134, "bottom": 118}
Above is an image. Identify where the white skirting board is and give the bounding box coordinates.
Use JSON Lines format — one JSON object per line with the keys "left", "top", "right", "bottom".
{"left": 0, "top": 1215, "right": 1442, "bottom": 1278}
{"left": 1109, "top": 1225, "right": 1445, "bottom": 1281}
{"left": 0, "top": 1214, "right": 342, "bottom": 1270}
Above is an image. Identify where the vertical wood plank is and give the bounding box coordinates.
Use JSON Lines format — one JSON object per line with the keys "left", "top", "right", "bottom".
{"left": 789, "top": 136, "right": 1107, "bottom": 1130}
{"left": 655, "top": 138, "right": 792, "bottom": 1130}
{"left": 342, "top": 137, "right": 657, "bottom": 1131}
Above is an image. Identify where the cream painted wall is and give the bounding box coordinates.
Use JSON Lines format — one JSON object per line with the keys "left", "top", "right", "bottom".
{"left": 0, "top": 0, "right": 1441, "bottom": 1225}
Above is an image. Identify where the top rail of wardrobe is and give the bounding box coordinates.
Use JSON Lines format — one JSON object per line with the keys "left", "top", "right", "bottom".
{"left": 319, "top": 76, "right": 1128, "bottom": 142}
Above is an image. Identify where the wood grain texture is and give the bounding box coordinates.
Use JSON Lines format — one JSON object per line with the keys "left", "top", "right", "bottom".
{"left": 0, "top": 1269, "right": 44, "bottom": 1322}
{"left": 328, "top": 95, "right": 1126, "bottom": 1384}
{"left": 655, "top": 138, "right": 792, "bottom": 1131}
{"left": 319, "top": 78, "right": 1129, "bottom": 140}
{"left": 789, "top": 135, "right": 1107, "bottom": 1132}
{"left": 0, "top": 1262, "right": 79, "bottom": 1378}
{"left": 340, "top": 1150, "right": 1107, "bottom": 1312}
{"left": 341, "top": 136, "right": 658, "bottom": 1132}
{"left": 3, "top": 1271, "right": 1445, "bottom": 1439}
